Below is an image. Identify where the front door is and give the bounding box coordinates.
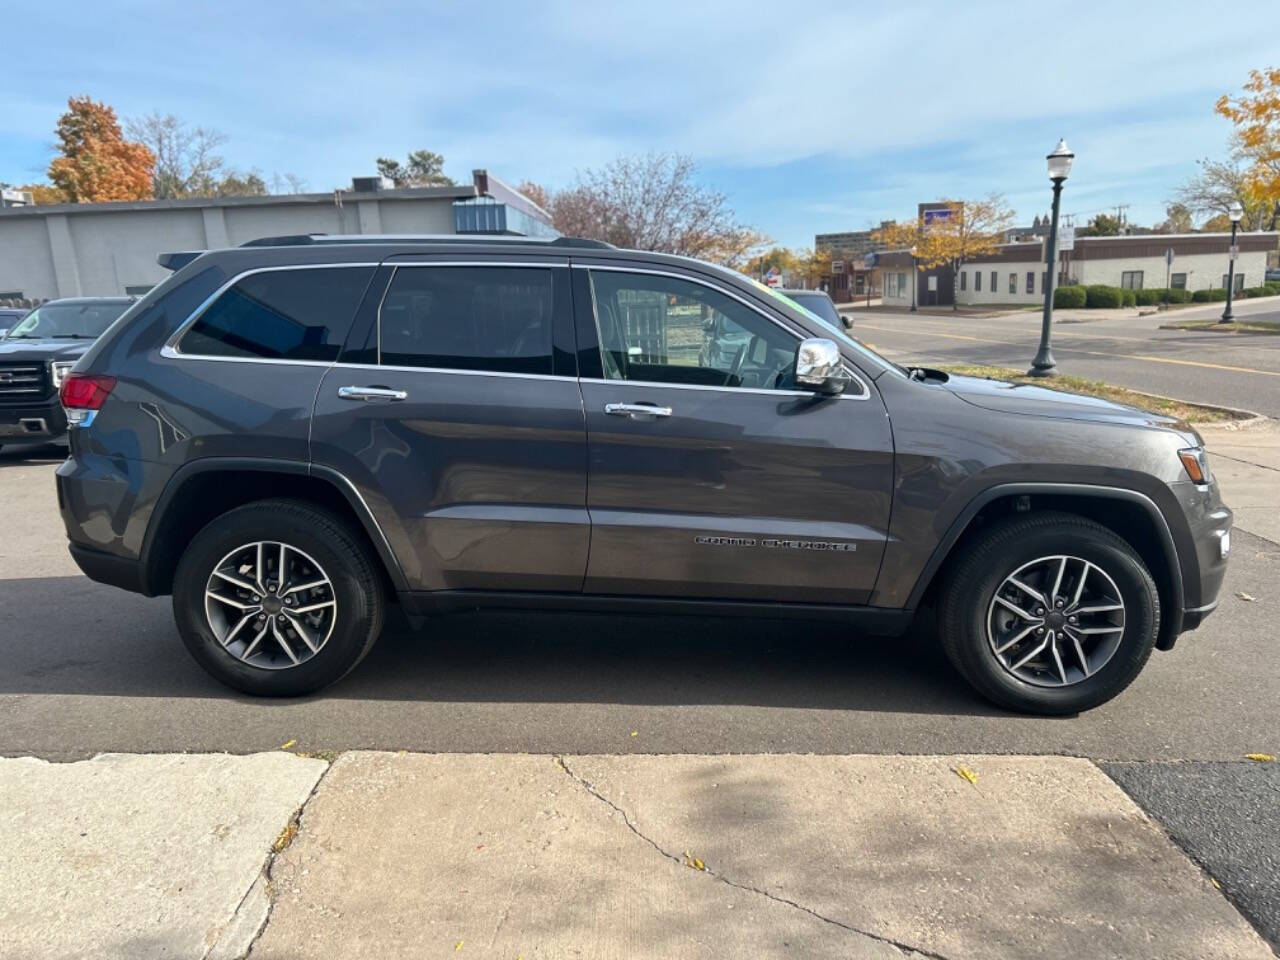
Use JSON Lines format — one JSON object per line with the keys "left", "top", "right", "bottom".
{"left": 310, "top": 260, "right": 589, "bottom": 593}
{"left": 574, "top": 265, "right": 894, "bottom": 605}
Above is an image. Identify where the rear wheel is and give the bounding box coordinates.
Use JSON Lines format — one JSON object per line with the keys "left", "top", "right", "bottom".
{"left": 172, "top": 499, "right": 384, "bottom": 696}
{"left": 938, "top": 512, "right": 1159, "bottom": 715}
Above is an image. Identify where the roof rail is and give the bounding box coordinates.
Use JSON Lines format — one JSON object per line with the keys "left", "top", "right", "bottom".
{"left": 238, "top": 233, "right": 616, "bottom": 249}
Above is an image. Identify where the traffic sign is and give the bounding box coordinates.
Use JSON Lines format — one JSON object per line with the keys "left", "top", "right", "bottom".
{"left": 1229, "top": 245, "right": 1239, "bottom": 261}
{"left": 1058, "top": 225, "right": 1075, "bottom": 252}
{"left": 1164, "top": 248, "right": 1175, "bottom": 266}
{"left": 863, "top": 252, "right": 878, "bottom": 268}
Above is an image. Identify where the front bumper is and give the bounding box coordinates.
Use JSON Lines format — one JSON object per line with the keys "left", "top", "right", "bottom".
{"left": 1169, "top": 478, "right": 1232, "bottom": 640}
{"left": 0, "top": 396, "right": 67, "bottom": 444}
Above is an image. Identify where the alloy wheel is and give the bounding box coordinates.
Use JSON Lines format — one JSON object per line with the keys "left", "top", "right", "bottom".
{"left": 985, "top": 555, "right": 1126, "bottom": 688}
{"left": 203, "top": 540, "right": 337, "bottom": 670}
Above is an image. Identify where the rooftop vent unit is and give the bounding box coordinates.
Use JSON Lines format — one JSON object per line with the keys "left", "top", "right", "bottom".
{"left": 351, "top": 176, "right": 394, "bottom": 193}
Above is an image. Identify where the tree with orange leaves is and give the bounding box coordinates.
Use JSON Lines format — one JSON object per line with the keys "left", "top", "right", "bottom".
{"left": 47, "top": 96, "right": 155, "bottom": 202}
{"left": 1214, "top": 67, "right": 1280, "bottom": 229}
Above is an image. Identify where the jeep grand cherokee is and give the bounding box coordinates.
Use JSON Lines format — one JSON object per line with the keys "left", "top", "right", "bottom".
{"left": 55, "top": 235, "right": 1231, "bottom": 714}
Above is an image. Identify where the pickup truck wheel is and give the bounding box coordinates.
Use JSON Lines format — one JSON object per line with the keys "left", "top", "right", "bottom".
{"left": 172, "top": 499, "right": 384, "bottom": 696}
{"left": 938, "top": 512, "right": 1159, "bottom": 715}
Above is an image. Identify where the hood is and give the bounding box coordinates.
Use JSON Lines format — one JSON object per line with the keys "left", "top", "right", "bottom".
{"left": 0, "top": 338, "right": 93, "bottom": 362}
{"left": 943, "top": 372, "right": 1199, "bottom": 439}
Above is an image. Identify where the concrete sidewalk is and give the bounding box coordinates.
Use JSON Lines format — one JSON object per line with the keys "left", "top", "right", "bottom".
{"left": 2, "top": 752, "right": 1271, "bottom": 960}
{"left": 1200, "top": 418, "right": 1280, "bottom": 544}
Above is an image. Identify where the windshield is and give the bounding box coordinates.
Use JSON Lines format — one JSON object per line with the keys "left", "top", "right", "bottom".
{"left": 786, "top": 292, "right": 842, "bottom": 327}
{"left": 751, "top": 281, "right": 907, "bottom": 378}
{"left": 3, "top": 301, "right": 129, "bottom": 340}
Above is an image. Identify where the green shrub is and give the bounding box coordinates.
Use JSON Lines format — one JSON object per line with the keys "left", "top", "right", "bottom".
{"left": 1191, "top": 288, "right": 1229, "bottom": 302}
{"left": 1133, "top": 288, "right": 1164, "bottom": 306}
{"left": 1122, "top": 289, "right": 1137, "bottom": 307}
{"left": 1053, "top": 285, "right": 1087, "bottom": 308}
{"left": 1243, "top": 286, "right": 1270, "bottom": 298}
{"left": 1085, "top": 285, "right": 1124, "bottom": 308}
{"left": 1263, "top": 282, "right": 1280, "bottom": 296}
{"left": 1164, "top": 288, "right": 1192, "bottom": 303}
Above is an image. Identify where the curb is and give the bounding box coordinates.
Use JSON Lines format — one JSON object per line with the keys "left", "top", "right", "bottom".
{"left": 1125, "top": 389, "right": 1269, "bottom": 428}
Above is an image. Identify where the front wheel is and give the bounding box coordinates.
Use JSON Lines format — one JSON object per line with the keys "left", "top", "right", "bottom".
{"left": 172, "top": 499, "right": 384, "bottom": 696}
{"left": 938, "top": 512, "right": 1159, "bottom": 715}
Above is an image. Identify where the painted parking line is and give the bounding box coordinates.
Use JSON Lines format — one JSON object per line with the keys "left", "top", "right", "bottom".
{"left": 855, "top": 323, "right": 1280, "bottom": 378}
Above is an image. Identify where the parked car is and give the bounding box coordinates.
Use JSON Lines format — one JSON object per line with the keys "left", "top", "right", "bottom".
{"left": 0, "top": 297, "right": 133, "bottom": 450}
{"left": 0, "top": 306, "right": 29, "bottom": 339}
{"left": 56, "top": 235, "right": 1231, "bottom": 714}
{"left": 1265, "top": 267, "right": 1280, "bottom": 284}
{"left": 777, "top": 288, "right": 851, "bottom": 330}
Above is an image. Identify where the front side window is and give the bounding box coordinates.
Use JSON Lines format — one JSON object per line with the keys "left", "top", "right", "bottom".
{"left": 1009, "top": 273, "right": 1017, "bottom": 294}
{"left": 589, "top": 270, "right": 798, "bottom": 390}
{"left": 379, "top": 266, "right": 554, "bottom": 374}
{"left": 1170, "top": 273, "right": 1187, "bottom": 289}
{"left": 1121, "top": 271, "right": 1143, "bottom": 290}
{"left": 991, "top": 270, "right": 997, "bottom": 293}
{"left": 960, "top": 271, "right": 967, "bottom": 292}
{"left": 179, "top": 267, "right": 372, "bottom": 361}
{"left": 1026, "top": 271, "right": 1035, "bottom": 294}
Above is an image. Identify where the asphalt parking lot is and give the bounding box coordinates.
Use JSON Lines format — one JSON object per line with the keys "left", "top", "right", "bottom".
{"left": 2, "top": 442, "right": 1278, "bottom": 949}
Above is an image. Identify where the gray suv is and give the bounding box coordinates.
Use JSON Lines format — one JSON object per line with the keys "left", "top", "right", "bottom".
{"left": 56, "top": 235, "right": 1231, "bottom": 714}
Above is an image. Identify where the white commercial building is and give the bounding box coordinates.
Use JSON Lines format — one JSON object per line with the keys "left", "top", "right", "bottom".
{"left": 0, "top": 170, "right": 555, "bottom": 302}
{"left": 878, "top": 232, "right": 1277, "bottom": 309}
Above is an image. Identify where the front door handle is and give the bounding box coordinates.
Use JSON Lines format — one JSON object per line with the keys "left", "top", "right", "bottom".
{"left": 604, "top": 402, "right": 672, "bottom": 419}
{"left": 338, "top": 385, "right": 408, "bottom": 402}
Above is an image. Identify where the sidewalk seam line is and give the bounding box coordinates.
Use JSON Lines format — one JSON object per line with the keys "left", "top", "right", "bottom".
{"left": 554, "top": 755, "right": 949, "bottom": 960}
{"left": 226, "top": 758, "right": 337, "bottom": 960}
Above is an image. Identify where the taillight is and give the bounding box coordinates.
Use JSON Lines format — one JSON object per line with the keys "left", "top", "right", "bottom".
{"left": 60, "top": 373, "right": 116, "bottom": 423}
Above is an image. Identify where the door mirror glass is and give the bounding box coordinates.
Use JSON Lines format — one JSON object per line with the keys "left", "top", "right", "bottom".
{"left": 794, "top": 338, "right": 847, "bottom": 395}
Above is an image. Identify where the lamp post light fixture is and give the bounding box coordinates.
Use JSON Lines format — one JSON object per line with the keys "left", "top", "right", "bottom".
{"left": 1219, "top": 200, "right": 1244, "bottom": 324}
{"left": 1029, "top": 138, "right": 1074, "bottom": 377}
{"left": 909, "top": 244, "right": 918, "bottom": 312}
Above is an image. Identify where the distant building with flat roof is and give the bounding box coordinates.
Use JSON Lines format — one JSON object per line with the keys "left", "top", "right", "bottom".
{"left": 0, "top": 169, "right": 555, "bottom": 301}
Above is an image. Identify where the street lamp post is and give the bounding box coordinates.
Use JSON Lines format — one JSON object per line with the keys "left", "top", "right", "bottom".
{"left": 910, "top": 245, "right": 918, "bottom": 312}
{"left": 1029, "top": 139, "right": 1074, "bottom": 377}
{"left": 1219, "top": 200, "right": 1244, "bottom": 323}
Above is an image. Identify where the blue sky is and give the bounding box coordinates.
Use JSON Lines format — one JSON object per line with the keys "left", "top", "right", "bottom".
{"left": 3, "top": 0, "right": 1274, "bottom": 248}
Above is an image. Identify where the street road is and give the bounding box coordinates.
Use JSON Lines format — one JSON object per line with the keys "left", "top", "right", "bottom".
{"left": 2, "top": 449, "right": 1276, "bottom": 762}
{"left": 847, "top": 297, "right": 1280, "bottom": 417}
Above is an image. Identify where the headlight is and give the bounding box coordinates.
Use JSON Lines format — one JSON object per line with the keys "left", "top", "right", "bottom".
{"left": 51, "top": 361, "right": 77, "bottom": 389}
{"left": 1178, "top": 447, "right": 1212, "bottom": 485}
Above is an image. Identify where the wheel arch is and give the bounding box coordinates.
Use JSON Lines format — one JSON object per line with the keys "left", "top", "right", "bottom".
{"left": 140, "top": 458, "right": 408, "bottom": 597}
{"left": 908, "top": 483, "right": 1185, "bottom": 650}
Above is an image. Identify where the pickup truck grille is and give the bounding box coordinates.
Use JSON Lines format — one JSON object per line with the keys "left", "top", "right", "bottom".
{"left": 0, "top": 362, "right": 51, "bottom": 403}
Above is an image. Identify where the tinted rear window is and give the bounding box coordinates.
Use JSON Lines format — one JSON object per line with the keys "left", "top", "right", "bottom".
{"left": 378, "top": 266, "right": 554, "bottom": 374}
{"left": 178, "top": 266, "right": 373, "bottom": 361}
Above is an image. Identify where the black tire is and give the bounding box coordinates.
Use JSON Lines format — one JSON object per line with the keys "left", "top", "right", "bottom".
{"left": 937, "top": 511, "right": 1159, "bottom": 715}
{"left": 172, "top": 499, "right": 384, "bottom": 696}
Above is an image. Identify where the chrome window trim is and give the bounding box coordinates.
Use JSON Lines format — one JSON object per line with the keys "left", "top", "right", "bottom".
{"left": 331, "top": 361, "right": 578, "bottom": 383}
{"left": 376, "top": 261, "right": 562, "bottom": 371}
{"left": 163, "top": 262, "right": 380, "bottom": 360}
{"left": 578, "top": 376, "right": 865, "bottom": 400}
{"left": 574, "top": 264, "right": 871, "bottom": 400}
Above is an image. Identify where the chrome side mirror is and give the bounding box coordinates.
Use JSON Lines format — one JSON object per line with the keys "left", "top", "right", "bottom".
{"left": 794, "top": 338, "right": 847, "bottom": 395}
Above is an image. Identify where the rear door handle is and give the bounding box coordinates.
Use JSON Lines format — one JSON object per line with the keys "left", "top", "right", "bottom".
{"left": 604, "top": 402, "right": 672, "bottom": 419}
{"left": 338, "top": 385, "right": 408, "bottom": 402}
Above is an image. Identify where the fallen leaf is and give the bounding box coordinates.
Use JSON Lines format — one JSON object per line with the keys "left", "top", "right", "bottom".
{"left": 1237, "top": 592, "right": 1257, "bottom": 602}
{"left": 280, "top": 739, "right": 297, "bottom": 750}
{"left": 683, "top": 850, "right": 706, "bottom": 871}
{"left": 953, "top": 765, "right": 979, "bottom": 786}
{"left": 272, "top": 822, "right": 298, "bottom": 853}
{"left": 455, "top": 940, "right": 464, "bottom": 951}
{"left": 1245, "top": 753, "right": 1276, "bottom": 763}
{"left": 629, "top": 731, "right": 638, "bottom": 737}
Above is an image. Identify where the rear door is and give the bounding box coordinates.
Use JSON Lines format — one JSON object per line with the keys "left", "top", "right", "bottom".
{"left": 309, "top": 255, "right": 589, "bottom": 593}
{"left": 573, "top": 263, "right": 894, "bottom": 605}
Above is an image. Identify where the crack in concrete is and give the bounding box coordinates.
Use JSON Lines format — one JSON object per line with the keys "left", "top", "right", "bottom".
{"left": 227, "top": 759, "right": 337, "bottom": 960}
{"left": 553, "top": 756, "right": 950, "bottom": 960}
